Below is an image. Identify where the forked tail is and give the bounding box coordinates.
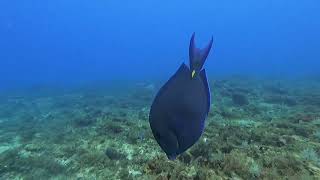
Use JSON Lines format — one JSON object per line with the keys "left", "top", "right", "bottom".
{"left": 189, "top": 33, "right": 213, "bottom": 76}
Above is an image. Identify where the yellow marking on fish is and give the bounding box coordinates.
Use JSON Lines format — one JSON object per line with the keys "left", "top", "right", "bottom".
{"left": 191, "top": 70, "right": 196, "bottom": 78}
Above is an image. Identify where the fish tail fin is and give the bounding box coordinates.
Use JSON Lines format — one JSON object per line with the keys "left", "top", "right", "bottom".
{"left": 189, "top": 32, "right": 213, "bottom": 71}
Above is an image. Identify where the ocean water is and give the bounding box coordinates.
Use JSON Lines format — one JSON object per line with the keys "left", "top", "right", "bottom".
{"left": 0, "top": 0, "right": 320, "bottom": 179}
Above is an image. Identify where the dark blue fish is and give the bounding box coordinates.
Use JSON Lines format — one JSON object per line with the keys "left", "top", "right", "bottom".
{"left": 149, "top": 33, "right": 213, "bottom": 160}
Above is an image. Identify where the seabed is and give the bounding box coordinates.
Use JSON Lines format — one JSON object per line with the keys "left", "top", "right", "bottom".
{"left": 0, "top": 76, "right": 319, "bottom": 179}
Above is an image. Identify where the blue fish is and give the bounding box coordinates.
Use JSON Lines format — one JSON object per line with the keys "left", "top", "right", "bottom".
{"left": 149, "top": 33, "right": 213, "bottom": 160}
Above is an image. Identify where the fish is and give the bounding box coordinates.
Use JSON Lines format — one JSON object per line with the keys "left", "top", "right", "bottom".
{"left": 149, "top": 33, "right": 213, "bottom": 160}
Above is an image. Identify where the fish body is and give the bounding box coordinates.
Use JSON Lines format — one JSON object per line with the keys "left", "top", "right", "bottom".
{"left": 149, "top": 33, "right": 213, "bottom": 159}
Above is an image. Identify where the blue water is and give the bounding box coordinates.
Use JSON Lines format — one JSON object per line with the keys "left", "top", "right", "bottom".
{"left": 1, "top": 0, "right": 319, "bottom": 89}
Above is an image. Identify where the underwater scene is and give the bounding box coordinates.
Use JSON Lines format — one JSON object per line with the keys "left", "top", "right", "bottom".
{"left": 1, "top": 0, "right": 320, "bottom": 179}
